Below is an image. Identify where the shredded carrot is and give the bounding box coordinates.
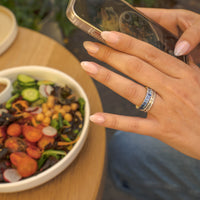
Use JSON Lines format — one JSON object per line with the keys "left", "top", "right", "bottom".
{"left": 31, "top": 117, "right": 38, "bottom": 127}
{"left": 14, "top": 112, "right": 31, "bottom": 118}
{"left": 57, "top": 137, "right": 79, "bottom": 146}
{"left": 61, "top": 134, "right": 68, "bottom": 139}
{"left": 12, "top": 100, "right": 28, "bottom": 113}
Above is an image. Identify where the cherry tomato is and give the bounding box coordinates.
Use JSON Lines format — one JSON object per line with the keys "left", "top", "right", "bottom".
{"left": 10, "top": 152, "right": 28, "bottom": 166}
{"left": 5, "top": 137, "right": 27, "bottom": 152}
{"left": 7, "top": 123, "right": 22, "bottom": 137}
{"left": 23, "top": 125, "right": 42, "bottom": 142}
{"left": 26, "top": 145, "right": 42, "bottom": 159}
{"left": 17, "top": 155, "right": 37, "bottom": 177}
{"left": 38, "top": 135, "right": 55, "bottom": 150}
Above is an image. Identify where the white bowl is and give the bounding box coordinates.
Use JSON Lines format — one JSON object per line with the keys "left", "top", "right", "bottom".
{"left": 0, "top": 66, "right": 90, "bottom": 193}
{"left": 0, "top": 6, "right": 18, "bottom": 55}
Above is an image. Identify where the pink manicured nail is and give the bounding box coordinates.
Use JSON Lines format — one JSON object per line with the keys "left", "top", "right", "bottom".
{"left": 80, "top": 62, "right": 99, "bottom": 75}
{"left": 101, "top": 31, "right": 119, "bottom": 44}
{"left": 83, "top": 41, "right": 99, "bottom": 54}
{"left": 174, "top": 41, "right": 190, "bottom": 56}
{"left": 90, "top": 113, "right": 105, "bottom": 124}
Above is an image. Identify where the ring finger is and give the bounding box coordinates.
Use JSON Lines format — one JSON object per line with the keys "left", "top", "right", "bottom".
{"left": 81, "top": 61, "right": 162, "bottom": 112}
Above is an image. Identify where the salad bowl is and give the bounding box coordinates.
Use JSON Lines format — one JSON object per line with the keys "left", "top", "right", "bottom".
{"left": 0, "top": 65, "right": 90, "bottom": 193}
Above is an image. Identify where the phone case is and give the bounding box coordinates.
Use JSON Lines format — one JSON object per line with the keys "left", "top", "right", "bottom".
{"left": 66, "top": 0, "right": 187, "bottom": 63}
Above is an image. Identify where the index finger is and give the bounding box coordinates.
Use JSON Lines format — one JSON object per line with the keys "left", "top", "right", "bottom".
{"left": 136, "top": 7, "right": 178, "bottom": 35}
{"left": 101, "top": 31, "right": 190, "bottom": 78}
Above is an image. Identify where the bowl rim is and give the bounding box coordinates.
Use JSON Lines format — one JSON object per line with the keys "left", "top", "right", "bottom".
{"left": 0, "top": 65, "right": 90, "bottom": 192}
{"left": 0, "top": 5, "right": 18, "bottom": 55}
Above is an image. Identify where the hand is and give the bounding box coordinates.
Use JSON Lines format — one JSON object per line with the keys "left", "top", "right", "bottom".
{"left": 81, "top": 30, "right": 200, "bottom": 160}
{"left": 137, "top": 8, "right": 200, "bottom": 64}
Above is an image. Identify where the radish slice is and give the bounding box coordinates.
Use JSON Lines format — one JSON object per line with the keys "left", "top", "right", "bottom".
{"left": 39, "top": 85, "right": 53, "bottom": 97}
{"left": 31, "top": 107, "right": 42, "bottom": 115}
{"left": 3, "top": 168, "right": 22, "bottom": 182}
{"left": 0, "top": 108, "right": 8, "bottom": 116}
{"left": 44, "top": 85, "right": 54, "bottom": 96}
{"left": 39, "top": 85, "right": 47, "bottom": 97}
{"left": 26, "top": 107, "right": 42, "bottom": 115}
{"left": 42, "top": 126, "right": 57, "bottom": 137}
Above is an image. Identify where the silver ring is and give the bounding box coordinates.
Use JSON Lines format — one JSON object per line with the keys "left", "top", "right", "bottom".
{"left": 136, "top": 87, "right": 156, "bottom": 112}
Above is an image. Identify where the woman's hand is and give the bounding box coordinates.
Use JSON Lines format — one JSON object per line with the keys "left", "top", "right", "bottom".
{"left": 81, "top": 29, "right": 200, "bottom": 160}
{"left": 137, "top": 8, "right": 200, "bottom": 63}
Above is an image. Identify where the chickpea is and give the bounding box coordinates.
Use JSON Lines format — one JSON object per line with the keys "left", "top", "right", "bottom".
{"left": 54, "top": 104, "right": 61, "bottom": 112}
{"left": 45, "top": 110, "right": 53, "bottom": 117}
{"left": 42, "top": 117, "right": 51, "bottom": 125}
{"left": 48, "top": 95, "right": 55, "bottom": 102}
{"left": 42, "top": 103, "right": 48, "bottom": 113}
{"left": 52, "top": 113, "right": 59, "bottom": 120}
{"left": 71, "top": 103, "right": 79, "bottom": 111}
{"left": 58, "top": 109, "right": 66, "bottom": 116}
{"left": 47, "top": 101, "right": 54, "bottom": 109}
{"left": 64, "top": 113, "right": 73, "bottom": 122}
{"left": 75, "top": 111, "right": 82, "bottom": 119}
{"left": 36, "top": 113, "right": 45, "bottom": 121}
{"left": 47, "top": 96, "right": 55, "bottom": 108}
{"left": 79, "top": 124, "right": 83, "bottom": 129}
{"left": 62, "top": 105, "right": 71, "bottom": 112}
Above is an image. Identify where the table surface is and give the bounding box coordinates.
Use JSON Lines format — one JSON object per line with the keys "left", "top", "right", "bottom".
{"left": 0, "top": 27, "right": 106, "bottom": 200}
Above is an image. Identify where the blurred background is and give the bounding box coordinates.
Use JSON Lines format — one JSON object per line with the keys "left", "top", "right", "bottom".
{"left": 0, "top": 0, "right": 200, "bottom": 199}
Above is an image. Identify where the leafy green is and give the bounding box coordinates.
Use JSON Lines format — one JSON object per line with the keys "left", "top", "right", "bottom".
{"left": 51, "top": 118, "right": 59, "bottom": 130}
{"left": 73, "top": 129, "right": 79, "bottom": 134}
{"left": 58, "top": 113, "right": 63, "bottom": 129}
{"left": 31, "top": 96, "right": 47, "bottom": 107}
{"left": 63, "top": 120, "right": 70, "bottom": 126}
{"left": 61, "top": 134, "right": 71, "bottom": 142}
{"left": 5, "top": 93, "right": 20, "bottom": 109}
{"left": 78, "top": 98, "right": 85, "bottom": 117}
{"left": 38, "top": 149, "right": 66, "bottom": 169}
{"left": 12, "top": 80, "right": 23, "bottom": 95}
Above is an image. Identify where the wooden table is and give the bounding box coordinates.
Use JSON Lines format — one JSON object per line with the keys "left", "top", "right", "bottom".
{"left": 0, "top": 27, "right": 106, "bottom": 200}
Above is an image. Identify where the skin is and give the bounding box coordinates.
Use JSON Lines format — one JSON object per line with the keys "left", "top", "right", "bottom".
{"left": 81, "top": 9, "right": 200, "bottom": 159}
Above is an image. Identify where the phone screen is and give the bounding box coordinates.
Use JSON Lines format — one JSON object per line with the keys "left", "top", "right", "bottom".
{"left": 73, "top": 0, "right": 187, "bottom": 62}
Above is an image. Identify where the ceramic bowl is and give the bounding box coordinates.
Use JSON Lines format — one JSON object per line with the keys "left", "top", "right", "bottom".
{"left": 0, "top": 6, "right": 18, "bottom": 55}
{"left": 0, "top": 77, "right": 13, "bottom": 104}
{"left": 0, "top": 66, "right": 90, "bottom": 193}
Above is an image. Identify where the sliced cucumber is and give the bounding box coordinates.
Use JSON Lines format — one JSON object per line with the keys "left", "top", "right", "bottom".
{"left": 5, "top": 93, "right": 20, "bottom": 109}
{"left": 37, "top": 80, "right": 54, "bottom": 86}
{"left": 18, "top": 81, "right": 36, "bottom": 87}
{"left": 21, "top": 88, "right": 39, "bottom": 102}
{"left": 31, "top": 98, "right": 46, "bottom": 107}
{"left": 17, "top": 74, "right": 35, "bottom": 83}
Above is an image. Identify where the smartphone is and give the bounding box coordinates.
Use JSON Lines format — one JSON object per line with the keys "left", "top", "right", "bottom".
{"left": 66, "top": 0, "right": 187, "bottom": 63}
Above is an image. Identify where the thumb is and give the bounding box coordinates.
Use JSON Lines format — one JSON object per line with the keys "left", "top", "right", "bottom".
{"left": 174, "top": 20, "right": 200, "bottom": 56}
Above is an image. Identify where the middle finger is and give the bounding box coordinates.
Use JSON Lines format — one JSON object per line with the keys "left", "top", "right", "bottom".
{"left": 83, "top": 41, "right": 171, "bottom": 93}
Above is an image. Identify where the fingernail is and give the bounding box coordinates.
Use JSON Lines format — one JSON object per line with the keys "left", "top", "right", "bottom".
{"left": 101, "top": 31, "right": 119, "bottom": 44}
{"left": 90, "top": 113, "right": 105, "bottom": 124}
{"left": 174, "top": 41, "right": 190, "bottom": 56}
{"left": 83, "top": 41, "right": 99, "bottom": 54}
{"left": 80, "top": 62, "right": 99, "bottom": 75}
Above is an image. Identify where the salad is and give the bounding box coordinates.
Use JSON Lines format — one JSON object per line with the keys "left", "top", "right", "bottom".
{"left": 0, "top": 74, "right": 85, "bottom": 183}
